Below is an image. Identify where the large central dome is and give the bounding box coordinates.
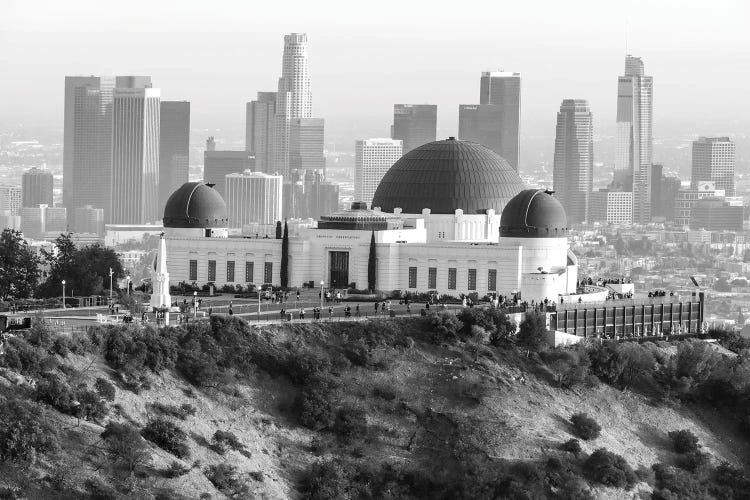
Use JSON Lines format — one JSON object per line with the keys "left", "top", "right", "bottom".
{"left": 371, "top": 138, "right": 526, "bottom": 214}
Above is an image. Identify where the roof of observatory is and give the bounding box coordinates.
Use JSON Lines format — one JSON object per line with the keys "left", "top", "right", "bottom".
{"left": 371, "top": 138, "right": 526, "bottom": 215}
{"left": 163, "top": 182, "right": 228, "bottom": 229}
{"left": 499, "top": 189, "right": 568, "bottom": 238}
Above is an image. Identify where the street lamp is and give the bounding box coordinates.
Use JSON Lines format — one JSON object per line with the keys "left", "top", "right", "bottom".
{"left": 320, "top": 281, "right": 324, "bottom": 311}
{"left": 62, "top": 280, "right": 66, "bottom": 309}
{"left": 193, "top": 291, "right": 198, "bottom": 321}
{"left": 126, "top": 276, "right": 131, "bottom": 296}
{"left": 109, "top": 267, "right": 114, "bottom": 303}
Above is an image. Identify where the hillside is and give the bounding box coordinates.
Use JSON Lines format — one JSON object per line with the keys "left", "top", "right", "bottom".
{"left": 0, "top": 313, "right": 748, "bottom": 499}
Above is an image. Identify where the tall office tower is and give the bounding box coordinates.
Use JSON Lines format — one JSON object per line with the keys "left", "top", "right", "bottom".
{"left": 458, "top": 105, "right": 503, "bottom": 153}
{"left": 355, "top": 139, "right": 403, "bottom": 207}
{"left": 159, "top": 101, "right": 190, "bottom": 213}
{"left": 203, "top": 137, "right": 255, "bottom": 200}
{"left": 246, "top": 92, "right": 277, "bottom": 172}
{"left": 0, "top": 186, "right": 22, "bottom": 216}
{"left": 392, "top": 104, "right": 437, "bottom": 153}
{"left": 22, "top": 168, "right": 54, "bottom": 208}
{"left": 272, "top": 33, "right": 312, "bottom": 175}
{"left": 63, "top": 75, "right": 152, "bottom": 225}
{"left": 303, "top": 170, "right": 339, "bottom": 219}
{"left": 552, "top": 99, "right": 593, "bottom": 224}
{"left": 73, "top": 205, "right": 105, "bottom": 235}
{"left": 691, "top": 137, "right": 736, "bottom": 197}
{"left": 478, "top": 71, "right": 521, "bottom": 170}
{"left": 225, "top": 171, "right": 283, "bottom": 228}
{"left": 615, "top": 55, "right": 653, "bottom": 224}
{"left": 110, "top": 88, "right": 161, "bottom": 225}
{"left": 290, "top": 118, "right": 325, "bottom": 173}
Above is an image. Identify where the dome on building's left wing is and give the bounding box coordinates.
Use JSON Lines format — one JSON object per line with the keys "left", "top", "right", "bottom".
{"left": 163, "top": 182, "right": 228, "bottom": 228}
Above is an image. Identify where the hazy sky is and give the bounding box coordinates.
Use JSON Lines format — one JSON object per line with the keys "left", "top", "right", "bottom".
{"left": 2, "top": 0, "right": 749, "bottom": 151}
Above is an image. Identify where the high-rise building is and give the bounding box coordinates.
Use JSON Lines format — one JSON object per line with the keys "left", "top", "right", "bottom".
{"left": 203, "top": 137, "right": 255, "bottom": 200}
{"left": 225, "top": 171, "right": 283, "bottom": 228}
{"left": 110, "top": 88, "right": 161, "bottom": 225}
{"left": 691, "top": 137, "right": 736, "bottom": 196}
{"left": 73, "top": 205, "right": 105, "bottom": 235}
{"left": 552, "top": 99, "right": 593, "bottom": 224}
{"left": 458, "top": 104, "right": 503, "bottom": 154}
{"left": 615, "top": 55, "right": 653, "bottom": 224}
{"left": 21, "top": 168, "right": 54, "bottom": 208}
{"left": 674, "top": 181, "right": 725, "bottom": 227}
{"left": 478, "top": 71, "right": 521, "bottom": 170}
{"left": 589, "top": 190, "right": 633, "bottom": 225}
{"left": 282, "top": 170, "right": 339, "bottom": 220}
{"left": 20, "top": 204, "right": 67, "bottom": 239}
{"left": 0, "top": 185, "right": 23, "bottom": 216}
{"left": 690, "top": 198, "right": 743, "bottom": 232}
{"left": 290, "top": 118, "right": 325, "bottom": 173}
{"left": 355, "top": 139, "right": 403, "bottom": 207}
{"left": 272, "top": 33, "right": 312, "bottom": 175}
{"left": 246, "top": 92, "right": 277, "bottom": 172}
{"left": 63, "top": 75, "right": 152, "bottom": 225}
{"left": 392, "top": 104, "right": 437, "bottom": 153}
{"left": 159, "top": 101, "right": 190, "bottom": 213}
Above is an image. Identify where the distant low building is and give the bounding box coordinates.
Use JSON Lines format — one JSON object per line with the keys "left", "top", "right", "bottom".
{"left": 689, "top": 197, "right": 744, "bottom": 232}
{"left": 589, "top": 190, "right": 632, "bottom": 225}
{"left": 674, "top": 181, "right": 725, "bottom": 227}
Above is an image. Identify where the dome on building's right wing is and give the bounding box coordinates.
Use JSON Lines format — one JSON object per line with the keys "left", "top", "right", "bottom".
{"left": 371, "top": 138, "right": 526, "bottom": 214}
{"left": 163, "top": 182, "right": 228, "bottom": 228}
{"left": 500, "top": 189, "right": 568, "bottom": 238}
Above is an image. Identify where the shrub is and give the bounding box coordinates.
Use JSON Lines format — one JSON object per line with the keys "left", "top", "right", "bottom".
{"left": 76, "top": 388, "right": 108, "bottom": 421}
{"left": 205, "top": 463, "right": 249, "bottom": 498}
{"left": 426, "top": 311, "right": 463, "bottom": 344}
{"left": 668, "top": 429, "right": 700, "bottom": 454}
{"left": 295, "top": 378, "right": 335, "bottom": 431}
{"left": 561, "top": 438, "right": 582, "bottom": 455}
{"left": 542, "top": 349, "right": 590, "bottom": 387}
{"left": 676, "top": 450, "right": 710, "bottom": 472}
{"left": 0, "top": 398, "right": 59, "bottom": 463}
{"left": 333, "top": 405, "right": 367, "bottom": 444}
{"left": 301, "top": 459, "right": 353, "bottom": 500}
{"left": 211, "top": 430, "right": 246, "bottom": 454}
{"left": 150, "top": 402, "right": 197, "bottom": 420}
{"left": 164, "top": 460, "right": 190, "bottom": 478}
{"left": 36, "top": 372, "right": 74, "bottom": 413}
{"left": 51, "top": 336, "right": 72, "bottom": 357}
{"left": 570, "top": 413, "right": 601, "bottom": 440}
{"left": 372, "top": 384, "right": 397, "bottom": 401}
{"left": 584, "top": 448, "right": 637, "bottom": 489}
{"left": 95, "top": 377, "right": 116, "bottom": 402}
{"left": 101, "top": 422, "right": 151, "bottom": 474}
{"left": 2, "top": 336, "right": 47, "bottom": 374}
{"left": 652, "top": 463, "right": 709, "bottom": 499}
{"left": 142, "top": 418, "right": 190, "bottom": 459}
{"left": 516, "top": 312, "right": 548, "bottom": 351}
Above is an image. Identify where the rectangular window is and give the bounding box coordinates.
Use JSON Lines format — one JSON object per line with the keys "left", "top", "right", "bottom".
{"left": 428, "top": 267, "right": 437, "bottom": 289}
{"left": 264, "top": 262, "right": 273, "bottom": 284}
{"left": 488, "top": 269, "right": 497, "bottom": 291}
{"left": 448, "top": 268, "right": 457, "bottom": 290}
{"left": 189, "top": 260, "right": 198, "bottom": 281}
{"left": 207, "top": 260, "right": 216, "bottom": 282}
{"left": 408, "top": 267, "right": 417, "bottom": 288}
{"left": 245, "top": 262, "right": 254, "bottom": 283}
{"left": 226, "top": 261, "right": 235, "bottom": 283}
{"left": 468, "top": 268, "right": 477, "bottom": 290}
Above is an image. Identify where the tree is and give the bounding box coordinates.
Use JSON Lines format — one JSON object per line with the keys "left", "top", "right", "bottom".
{"left": 0, "top": 229, "right": 41, "bottom": 301}
{"left": 0, "top": 398, "right": 59, "bottom": 464}
{"left": 275, "top": 220, "right": 282, "bottom": 239}
{"left": 101, "top": 422, "right": 151, "bottom": 475}
{"left": 516, "top": 312, "right": 547, "bottom": 351}
{"left": 280, "top": 220, "right": 289, "bottom": 288}
{"left": 367, "top": 231, "right": 376, "bottom": 292}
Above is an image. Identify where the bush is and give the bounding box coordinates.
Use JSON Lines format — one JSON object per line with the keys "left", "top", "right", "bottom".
{"left": 295, "top": 378, "right": 335, "bottom": 431}
{"left": 101, "top": 422, "right": 151, "bottom": 474}
{"left": 676, "top": 450, "right": 710, "bottom": 472}
{"left": 516, "top": 312, "right": 547, "bottom": 351}
{"left": 164, "top": 460, "right": 190, "bottom": 478}
{"left": 95, "top": 377, "right": 116, "bottom": 402}
{"left": 76, "top": 388, "right": 108, "bottom": 421}
{"left": 205, "top": 463, "right": 249, "bottom": 498}
{"left": 372, "top": 384, "right": 397, "bottom": 401}
{"left": 561, "top": 438, "right": 582, "bottom": 455}
{"left": 584, "top": 448, "right": 638, "bottom": 489}
{"left": 51, "top": 336, "right": 72, "bottom": 357}
{"left": 150, "top": 402, "right": 197, "bottom": 420}
{"left": 35, "top": 372, "right": 74, "bottom": 413}
{"left": 668, "top": 429, "right": 700, "bottom": 454}
{"left": 570, "top": 413, "right": 601, "bottom": 440}
{"left": 426, "top": 311, "right": 463, "bottom": 344}
{"left": 652, "top": 463, "right": 709, "bottom": 499}
{"left": 0, "top": 398, "right": 59, "bottom": 463}
{"left": 211, "top": 430, "right": 246, "bottom": 454}
{"left": 333, "top": 405, "right": 367, "bottom": 444}
{"left": 142, "top": 418, "right": 190, "bottom": 459}
{"left": 542, "top": 349, "right": 590, "bottom": 387}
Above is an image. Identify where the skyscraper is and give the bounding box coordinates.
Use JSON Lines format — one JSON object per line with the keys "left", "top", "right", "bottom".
{"left": 225, "top": 171, "right": 283, "bottom": 228}
{"left": 615, "top": 55, "right": 653, "bottom": 224}
{"left": 0, "top": 186, "right": 22, "bottom": 216}
{"left": 289, "top": 118, "right": 325, "bottom": 173}
{"left": 159, "top": 101, "right": 190, "bottom": 213}
{"left": 246, "top": 92, "right": 277, "bottom": 172}
{"left": 21, "top": 167, "right": 54, "bottom": 208}
{"left": 458, "top": 104, "right": 503, "bottom": 154}
{"left": 691, "top": 137, "right": 736, "bottom": 197}
{"left": 272, "top": 33, "right": 312, "bottom": 175}
{"left": 203, "top": 137, "right": 255, "bottom": 200}
{"left": 355, "top": 139, "right": 403, "bottom": 207}
{"left": 392, "top": 104, "right": 437, "bottom": 153}
{"left": 552, "top": 99, "right": 593, "bottom": 224}
{"left": 63, "top": 75, "right": 152, "bottom": 224}
{"left": 478, "top": 71, "right": 521, "bottom": 170}
{"left": 110, "top": 88, "right": 161, "bottom": 225}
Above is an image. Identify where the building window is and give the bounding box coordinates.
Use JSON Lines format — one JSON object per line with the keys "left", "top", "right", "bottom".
{"left": 448, "top": 268, "right": 457, "bottom": 290}
{"left": 428, "top": 267, "right": 437, "bottom": 289}
{"left": 227, "top": 261, "right": 235, "bottom": 283}
{"left": 468, "top": 268, "right": 477, "bottom": 290}
{"left": 264, "top": 262, "right": 273, "bottom": 284}
{"left": 408, "top": 267, "right": 417, "bottom": 288}
{"left": 245, "top": 262, "right": 254, "bottom": 283}
{"left": 189, "top": 260, "right": 197, "bottom": 281}
{"left": 488, "top": 269, "right": 497, "bottom": 291}
{"left": 207, "top": 260, "right": 216, "bottom": 282}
